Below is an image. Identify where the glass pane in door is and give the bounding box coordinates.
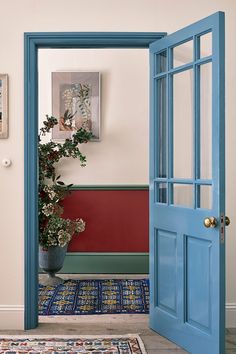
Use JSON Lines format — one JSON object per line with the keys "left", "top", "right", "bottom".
{"left": 173, "top": 39, "right": 193, "bottom": 68}
{"left": 173, "top": 69, "right": 193, "bottom": 178}
{"left": 200, "top": 62, "right": 212, "bottom": 179}
{"left": 155, "top": 50, "right": 167, "bottom": 74}
{"left": 156, "top": 77, "right": 167, "bottom": 178}
{"left": 173, "top": 184, "right": 193, "bottom": 208}
{"left": 200, "top": 32, "right": 212, "bottom": 58}
{"left": 155, "top": 182, "right": 167, "bottom": 203}
{"left": 198, "top": 185, "right": 212, "bottom": 209}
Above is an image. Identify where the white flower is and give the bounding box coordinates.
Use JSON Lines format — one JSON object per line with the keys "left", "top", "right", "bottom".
{"left": 47, "top": 235, "right": 57, "bottom": 247}
{"left": 75, "top": 218, "right": 86, "bottom": 233}
{"left": 43, "top": 185, "right": 56, "bottom": 200}
{"left": 42, "top": 203, "right": 54, "bottom": 216}
{"left": 58, "top": 230, "right": 71, "bottom": 247}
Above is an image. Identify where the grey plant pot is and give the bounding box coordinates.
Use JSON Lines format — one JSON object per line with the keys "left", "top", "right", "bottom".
{"left": 39, "top": 244, "right": 67, "bottom": 286}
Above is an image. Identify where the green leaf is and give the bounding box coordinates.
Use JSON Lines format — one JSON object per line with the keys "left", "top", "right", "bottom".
{"left": 57, "top": 181, "right": 65, "bottom": 186}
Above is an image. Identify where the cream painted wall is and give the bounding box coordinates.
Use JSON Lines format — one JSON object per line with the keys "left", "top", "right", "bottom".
{"left": 0, "top": 0, "right": 235, "bottom": 329}
{"left": 38, "top": 48, "right": 149, "bottom": 185}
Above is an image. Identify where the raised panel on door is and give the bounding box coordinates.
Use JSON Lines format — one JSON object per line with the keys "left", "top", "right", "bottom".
{"left": 185, "top": 235, "right": 212, "bottom": 333}
{"left": 155, "top": 229, "right": 177, "bottom": 316}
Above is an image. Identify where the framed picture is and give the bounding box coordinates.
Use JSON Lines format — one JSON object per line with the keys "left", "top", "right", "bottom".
{"left": 0, "top": 74, "right": 8, "bottom": 139}
{"left": 52, "top": 71, "right": 100, "bottom": 141}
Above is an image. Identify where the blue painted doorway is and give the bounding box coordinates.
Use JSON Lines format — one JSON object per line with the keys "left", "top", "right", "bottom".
{"left": 24, "top": 31, "right": 165, "bottom": 329}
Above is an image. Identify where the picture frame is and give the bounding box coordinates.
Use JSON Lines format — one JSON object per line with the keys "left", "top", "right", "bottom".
{"left": 52, "top": 71, "right": 100, "bottom": 141}
{"left": 0, "top": 74, "right": 9, "bottom": 139}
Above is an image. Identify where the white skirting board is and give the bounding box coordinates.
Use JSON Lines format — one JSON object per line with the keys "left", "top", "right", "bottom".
{"left": 0, "top": 305, "right": 24, "bottom": 330}
{"left": 0, "top": 304, "right": 235, "bottom": 329}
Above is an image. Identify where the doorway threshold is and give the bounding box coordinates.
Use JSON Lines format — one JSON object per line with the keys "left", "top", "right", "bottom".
{"left": 39, "top": 273, "right": 149, "bottom": 282}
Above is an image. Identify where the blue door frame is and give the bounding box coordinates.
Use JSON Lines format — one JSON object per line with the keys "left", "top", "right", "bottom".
{"left": 24, "top": 31, "right": 166, "bottom": 330}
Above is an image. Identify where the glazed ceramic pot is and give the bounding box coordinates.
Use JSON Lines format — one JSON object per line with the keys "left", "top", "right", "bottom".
{"left": 39, "top": 244, "right": 67, "bottom": 286}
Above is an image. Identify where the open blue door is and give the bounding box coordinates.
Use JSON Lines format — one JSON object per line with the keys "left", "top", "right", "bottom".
{"left": 149, "top": 12, "right": 226, "bottom": 354}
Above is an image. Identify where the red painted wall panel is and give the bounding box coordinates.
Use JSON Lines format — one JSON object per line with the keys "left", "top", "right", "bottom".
{"left": 62, "top": 190, "right": 149, "bottom": 252}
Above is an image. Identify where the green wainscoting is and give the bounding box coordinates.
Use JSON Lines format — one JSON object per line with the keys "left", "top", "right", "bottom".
{"left": 60, "top": 252, "right": 149, "bottom": 274}
{"left": 40, "top": 253, "right": 149, "bottom": 274}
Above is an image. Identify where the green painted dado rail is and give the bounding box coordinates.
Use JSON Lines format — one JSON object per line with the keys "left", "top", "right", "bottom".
{"left": 68, "top": 185, "right": 149, "bottom": 191}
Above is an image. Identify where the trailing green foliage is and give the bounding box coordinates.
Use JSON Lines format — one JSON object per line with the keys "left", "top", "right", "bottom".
{"left": 38, "top": 114, "right": 93, "bottom": 249}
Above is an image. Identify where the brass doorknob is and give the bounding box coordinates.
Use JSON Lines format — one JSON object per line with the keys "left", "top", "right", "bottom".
{"left": 204, "top": 217, "right": 218, "bottom": 228}
{"left": 225, "top": 216, "right": 230, "bottom": 226}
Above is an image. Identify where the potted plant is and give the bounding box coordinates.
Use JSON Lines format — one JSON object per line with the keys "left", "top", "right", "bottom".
{"left": 38, "top": 114, "right": 92, "bottom": 285}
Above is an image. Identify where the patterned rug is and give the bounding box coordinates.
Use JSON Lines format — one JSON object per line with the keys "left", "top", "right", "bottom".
{"left": 39, "top": 279, "right": 149, "bottom": 315}
{"left": 0, "top": 335, "right": 147, "bottom": 353}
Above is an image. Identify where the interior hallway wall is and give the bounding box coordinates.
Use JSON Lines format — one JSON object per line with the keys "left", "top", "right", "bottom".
{"left": 38, "top": 48, "right": 149, "bottom": 185}
{"left": 0, "top": 0, "right": 235, "bottom": 329}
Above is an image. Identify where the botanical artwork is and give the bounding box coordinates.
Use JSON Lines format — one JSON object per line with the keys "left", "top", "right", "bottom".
{"left": 0, "top": 74, "right": 8, "bottom": 139}
{"left": 0, "top": 80, "right": 2, "bottom": 133}
{"left": 52, "top": 72, "right": 100, "bottom": 141}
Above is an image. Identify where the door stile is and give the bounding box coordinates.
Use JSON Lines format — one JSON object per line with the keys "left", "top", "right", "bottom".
{"left": 214, "top": 13, "right": 225, "bottom": 354}
{"left": 193, "top": 35, "right": 199, "bottom": 209}
{"left": 149, "top": 45, "right": 156, "bottom": 323}
{"left": 167, "top": 47, "right": 172, "bottom": 205}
